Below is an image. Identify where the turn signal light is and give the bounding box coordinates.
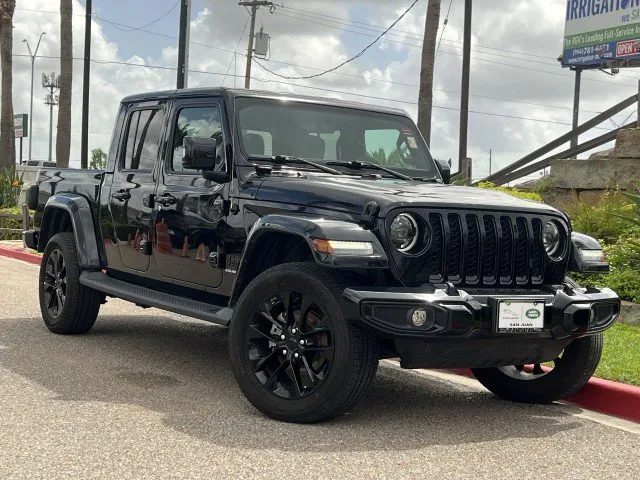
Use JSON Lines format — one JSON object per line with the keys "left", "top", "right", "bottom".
{"left": 313, "top": 239, "right": 374, "bottom": 256}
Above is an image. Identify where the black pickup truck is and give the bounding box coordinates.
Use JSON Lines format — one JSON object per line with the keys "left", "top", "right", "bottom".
{"left": 24, "top": 87, "right": 619, "bottom": 423}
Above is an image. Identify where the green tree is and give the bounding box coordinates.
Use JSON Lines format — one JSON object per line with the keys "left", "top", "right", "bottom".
{"left": 89, "top": 148, "right": 107, "bottom": 170}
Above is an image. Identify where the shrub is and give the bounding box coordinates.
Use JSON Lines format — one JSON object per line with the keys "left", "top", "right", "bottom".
{"left": 577, "top": 267, "right": 640, "bottom": 304}
{"left": 0, "top": 207, "right": 24, "bottom": 240}
{"left": 558, "top": 191, "right": 634, "bottom": 244}
{"left": 476, "top": 181, "right": 543, "bottom": 202}
{"left": 0, "top": 168, "right": 23, "bottom": 208}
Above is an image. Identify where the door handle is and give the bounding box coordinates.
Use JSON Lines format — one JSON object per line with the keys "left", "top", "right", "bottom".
{"left": 156, "top": 193, "right": 178, "bottom": 207}
{"left": 111, "top": 189, "right": 131, "bottom": 201}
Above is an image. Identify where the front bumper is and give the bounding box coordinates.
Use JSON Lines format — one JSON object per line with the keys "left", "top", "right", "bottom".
{"left": 343, "top": 284, "right": 620, "bottom": 369}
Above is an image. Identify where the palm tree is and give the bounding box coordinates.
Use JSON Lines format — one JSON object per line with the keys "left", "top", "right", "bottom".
{"left": 417, "top": 0, "right": 441, "bottom": 148}
{"left": 56, "top": 0, "right": 72, "bottom": 168}
{"left": 0, "top": 0, "right": 16, "bottom": 171}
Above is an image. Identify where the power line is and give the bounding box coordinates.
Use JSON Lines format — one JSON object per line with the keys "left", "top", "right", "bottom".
{"left": 13, "top": 50, "right": 630, "bottom": 119}
{"left": 222, "top": 12, "right": 251, "bottom": 87}
{"left": 436, "top": 0, "right": 454, "bottom": 55}
{"left": 254, "top": 0, "right": 422, "bottom": 80}
{"left": 21, "top": 4, "right": 637, "bottom": 87}
{"left": 267, "top": 9, "right": 638, "bottom": 86}
{"left": 11, "top": 51, "right": 619, "bottom": 131}
{"left": 104, "top": 0, "right": 180, "bottom": 32}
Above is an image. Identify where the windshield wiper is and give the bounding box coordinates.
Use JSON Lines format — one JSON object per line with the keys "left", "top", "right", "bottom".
{"left": 325, "top": 161, "right": 413, "bottom": 181}
{"left": 248, "top": 155, "right": 343, "bottom": 176}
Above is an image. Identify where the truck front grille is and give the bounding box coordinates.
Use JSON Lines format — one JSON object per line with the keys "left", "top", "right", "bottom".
{"left": 387, "top": 210, "right": 564, "bottom": 287}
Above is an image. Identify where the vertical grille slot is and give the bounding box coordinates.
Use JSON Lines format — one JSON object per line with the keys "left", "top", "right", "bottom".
{"left": 498, "top": 216, "right": 514, "bottom": 284}
{"left": 514, "top": 217, "right": 529, "bottom": 284}
{"left": 447, "top": 213, "right": 463, "bottom": 283}
{"left": 530, "top": 218, "right": 544, "bottom": 283}
{"left": 482, "top": 215, "right": 498, "bottom": 285}
{"left": 465, "top": 214, "right": 480, "bottom": 284}
{"left": 428, "top": 213, "right": 444, "bottom": 283}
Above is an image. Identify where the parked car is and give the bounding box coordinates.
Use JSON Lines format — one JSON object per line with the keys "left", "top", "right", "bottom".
{"left": 24, "top": 88, "right": 619, "bottom": 423}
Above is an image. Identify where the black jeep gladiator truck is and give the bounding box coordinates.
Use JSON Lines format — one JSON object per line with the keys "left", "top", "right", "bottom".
{"left": 24, "top": 88, "right": 620, "bottom": 423}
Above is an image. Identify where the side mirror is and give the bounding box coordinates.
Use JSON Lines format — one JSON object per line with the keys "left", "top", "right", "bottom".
{"left": 434, "top": 158, "right": 451, "bottom": 184}
{"left": 182, "top": 137, "right": 221, "bottom": 171}
{"left": 568, "top": 232, "right": 609, "bottom": 274}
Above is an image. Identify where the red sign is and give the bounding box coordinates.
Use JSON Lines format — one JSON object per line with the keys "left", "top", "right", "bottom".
{"left": 616, "top": 39, "right": 640, "bottom": 57}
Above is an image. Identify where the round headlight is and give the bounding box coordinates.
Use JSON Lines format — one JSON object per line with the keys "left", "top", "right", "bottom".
{"left": 543, "top": 221, "right": 561, "bottom": 257}
{"left": 390, "top": 213, "right": 419, "bottom": 252}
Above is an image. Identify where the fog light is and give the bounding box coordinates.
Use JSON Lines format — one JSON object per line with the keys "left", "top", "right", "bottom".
{"left": 411, "top": 308, "right": 428, "bottom": 327}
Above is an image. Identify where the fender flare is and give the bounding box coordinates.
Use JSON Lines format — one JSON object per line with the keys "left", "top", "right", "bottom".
{"left": 38, "top": 193, "right": 102, "bottom": 269}
{"left": 230, "top": 214, "right": 388, "bottom": 305}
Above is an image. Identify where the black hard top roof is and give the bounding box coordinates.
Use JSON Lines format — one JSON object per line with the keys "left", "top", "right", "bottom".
{"left": 120, "top": 87, "right": 408, "bottom": 117}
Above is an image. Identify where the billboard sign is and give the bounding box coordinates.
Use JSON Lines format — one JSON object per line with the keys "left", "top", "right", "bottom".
{"left": 562, "top": 0, "right": 640, "bottom": 68}
{"left": 13, "top": 114, "right": 28, "bottom": 138}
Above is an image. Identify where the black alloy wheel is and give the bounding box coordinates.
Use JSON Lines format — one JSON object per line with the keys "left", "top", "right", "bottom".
{"left": 39, "top": 232, "right": 104, "bottom": 334}
{"left": 247, "top": 290, "right": 334, "bottom": 399}
{"left": 43, "top": 248, "right": 67, "bottom": 318}
{"left": 472, "top": 333, "right": 604, "bottom": 404}
{"left": 229, "top": 263, "right": 379, "bottom": 423}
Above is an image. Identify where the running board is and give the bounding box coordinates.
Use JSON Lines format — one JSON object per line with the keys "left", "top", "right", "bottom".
{"left": 79, "top": 271, "right": 233, "bottom": 326}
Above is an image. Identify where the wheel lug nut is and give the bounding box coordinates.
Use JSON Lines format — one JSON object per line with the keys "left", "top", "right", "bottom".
{"left": 280, "top": 334, "right": 286, "bottom": 340}
{"left": 299, "top": 340, "right": 305, "bottom": 346}
{"left": 282, "top": 349, "right": 288, "bottom": 355}
{"left": 294, "top": 353, "right": 300, "bottom": 359}
{"left": 292, "top": 328, "right": 298, "bottom": 334}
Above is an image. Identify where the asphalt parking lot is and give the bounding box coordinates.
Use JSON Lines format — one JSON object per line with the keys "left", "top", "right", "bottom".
{"left": 0, "top": 256, "right": 638, "bottom": 479}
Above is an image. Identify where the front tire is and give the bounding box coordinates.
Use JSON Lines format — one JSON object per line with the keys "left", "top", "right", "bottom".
{"left": 471, "top": 334, "right": 603, "bottom": 404}
{"left": 39, "top": 232, "right": 104, "bottom": 334}
{"left": 229, "top": 263, "right": 378, "bottom": 423}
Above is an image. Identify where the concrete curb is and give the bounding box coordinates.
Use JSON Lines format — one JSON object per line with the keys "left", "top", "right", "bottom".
{"left": 0, "top": 247, "right": 638, "bottom": 423}
{"left": 0, "top": 245, "right": 41, "bottom": 265}
{"left": 449, "top": 368, "right": 640, "bottom": 424}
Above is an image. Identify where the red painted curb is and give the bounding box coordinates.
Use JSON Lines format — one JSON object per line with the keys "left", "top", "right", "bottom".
{"left": 563, "top": 375, "right": 640, "bottom": 423}
{"left": 0, "top": 245, "right": 41, "bottom": 265}
{"left": 448, "top": 367, "right": 640, "bottom": 424}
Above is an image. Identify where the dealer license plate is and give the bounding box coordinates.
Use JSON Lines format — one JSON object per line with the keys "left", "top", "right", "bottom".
{"left": 496, "top": 299, "right": 545, "bottom": 333}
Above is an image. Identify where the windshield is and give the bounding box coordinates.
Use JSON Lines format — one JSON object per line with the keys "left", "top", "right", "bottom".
{"left": 236, "top": 97, "right": 439, "bottom": 179}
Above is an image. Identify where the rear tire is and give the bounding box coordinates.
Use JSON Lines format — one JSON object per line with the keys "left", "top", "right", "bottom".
{"left": 471, "top": 334, "right": 603, "bottom": 404}
{"left": 229, "top": 263, "right": 378, "bottom": 423}
{"left": 39, "top": 232, "right": 104, "bottom": 334}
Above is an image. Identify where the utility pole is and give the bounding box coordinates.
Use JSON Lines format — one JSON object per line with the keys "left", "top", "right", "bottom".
{"left": 239, "top": 1, "right": 273, "bottom": 89}
{"left": 571, "top": 67, "right": 581, "bottom": 150}
{"left": 81, "top": 0, "right": 92, "bottom": 169}
{"left": 42, "top": 73, "right": 60, "bottom": 163}
{"left": 417, "top": 0, "right": 441, "bottom": 147}
{"left": 458, "top": 0, "right": 472, "bottom": 173}
{"left": 23, "top": 32, "right": 46, "bottom": 162}
{"left": 176, "top": 0, "right": 191, "bottom": 89}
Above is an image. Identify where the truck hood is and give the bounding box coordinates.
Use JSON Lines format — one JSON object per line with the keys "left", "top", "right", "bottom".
{"left": 254, "top": 175, "right": 560, "bottom": 217}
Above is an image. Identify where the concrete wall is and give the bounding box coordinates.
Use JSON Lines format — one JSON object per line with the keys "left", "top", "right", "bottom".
{"left": 541, "top": 127, "right": 640, "bottom": 205}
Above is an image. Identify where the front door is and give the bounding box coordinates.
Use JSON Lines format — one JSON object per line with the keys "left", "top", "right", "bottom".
{"left": 109, "top": 103, "right": 166, "bottom": 272}
{"left": 152, "top": 98, "right": 228, "bottom": 289}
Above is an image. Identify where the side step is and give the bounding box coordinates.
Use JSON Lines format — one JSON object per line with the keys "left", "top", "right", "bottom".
{"left": 79, "top": 271, "right": 233, "bottom": 326}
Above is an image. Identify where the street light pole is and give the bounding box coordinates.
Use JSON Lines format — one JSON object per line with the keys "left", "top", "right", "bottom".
{"left": 42, "top": 73, "right": 60, "bottom": 164}
{"left": 23, "top": 32, "right": 46, "bottom": 162}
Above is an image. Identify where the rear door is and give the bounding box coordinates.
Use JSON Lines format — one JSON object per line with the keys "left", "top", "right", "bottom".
{"left": 152, "top": 97, "right": 228, "bottom": 289}
{"left": 108, "top": 101, "right": 166, "bottom": 272}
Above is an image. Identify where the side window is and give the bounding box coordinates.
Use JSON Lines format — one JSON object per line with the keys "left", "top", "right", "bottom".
{"left": 171, "top": 105, "right": 223, "bottom": 173}
{"left": 122, "top": 109, "right": 164, "bottom": 171}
